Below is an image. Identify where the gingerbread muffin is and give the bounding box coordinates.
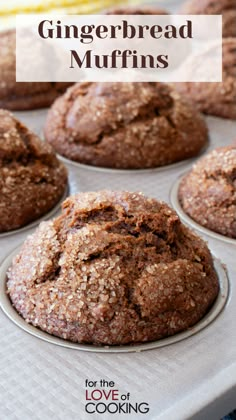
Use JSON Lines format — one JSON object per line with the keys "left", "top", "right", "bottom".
{"left": 181, "top": 0, "right": 236, "bottom": 38}
{"left": 0, "top": 109, "right": 68, "bottom": 233}
{"left": 0, "top": 30, "right": 72, "bottom": 111}
{"left": 179, "top": 146, "right": 236, "bottom": 238}
{"left": 7, "top": 191, "right": 219, "bottom": 345}
{"left": 174, "top": 38, "right": 236, "bottom": 119}
{"left": 44, "top": 82, "right": 208, "bottom": 169}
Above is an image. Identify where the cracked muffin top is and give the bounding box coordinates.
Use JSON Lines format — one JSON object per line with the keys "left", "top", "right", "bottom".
{"left": 181, "top": 0, "right": 236, "bottom": 38}
{"left": 179, "top": 145, "right": 236, "bottom": 238}
{"left": 0, "top": 30, "right": 72, "bottom": 111}
{"left": 44, "top": 82, "right": 208, "bottom": 169}
{"left": 0, "top": 109, "right": 68, "bottom": 232}
{"left": 7, "top": 190, "right": 219, "bottom": 345}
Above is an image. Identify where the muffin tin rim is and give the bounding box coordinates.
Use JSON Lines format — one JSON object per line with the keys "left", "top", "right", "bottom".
{"left": 0, "top": 246, "right": 229, "bottom": 353}
{"left": 0, "top": 184, "right": 69, "bottom": 239}
{"left": 170, "top": 173, "right": 236, "bottom": 245}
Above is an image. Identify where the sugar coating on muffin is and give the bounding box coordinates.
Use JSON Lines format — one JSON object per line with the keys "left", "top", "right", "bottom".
{"left": 44, "top": 82, "right": 208, "bottom": 169}
{"left": 0, "top": 109, "right": 68, "bottom": 232}
{"left": 0, "top": 30, "right": 72, "bottom": 110}
{"left": 7, "top": 191, "right": 219, "bottom": 345}
{"left": 179, "top": 146, "right": 236, "bottom": 238}
{"left": 173, "top": 38, "right": 236, "bottom": 120}
{"left": 181, "top": 0, "right": 236, "bottom": 38}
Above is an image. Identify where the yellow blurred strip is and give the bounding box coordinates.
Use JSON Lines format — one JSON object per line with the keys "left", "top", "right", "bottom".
{"left": 0, "top": 0, "right": 142, "bottom": 15}
{"left": 0, "top": 0, "right": 143, "bottom": 31}
{"left": 0, "top": 1, "right": 91, "bottom": 15}
{"left": 48, "top": 0, "right": 130, "bottom": 14}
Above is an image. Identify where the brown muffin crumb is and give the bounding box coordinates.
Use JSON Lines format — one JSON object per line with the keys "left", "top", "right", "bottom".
{"left": 0, "top": 30, "right": 72, "bottom": 111}
{"left": 179, "top": 145, "right": 236, "bottom": 238}
{"left": 7, "top": 191, "right": 219, "bottom": 345}
{"left": 0, "top": 109, "right": 68, "bottom": 232}
{"left": 44, "top": 82, "right": 208, "bottom": 169}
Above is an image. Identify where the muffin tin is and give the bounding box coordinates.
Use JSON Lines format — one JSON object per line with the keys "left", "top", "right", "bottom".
{"left": 1, "top": 0, "right": 236, "bottom": 415}
{"left": 0, "top": 111, "right": 236, "bottom": 420}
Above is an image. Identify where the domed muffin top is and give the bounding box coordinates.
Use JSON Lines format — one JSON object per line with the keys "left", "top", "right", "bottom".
{"left": 0, "top": 109, "right": 67, "bottom": 232}
{"left": 7, "top": 191, "right": 219, "bottom": 344}
{"left": 0, "top": 109, "right": 58, "bottom": 164}
{"left": 45, "top": 82, "right": 208, "bottom": 168}
{"left": 179, "top": 145, "right": 236, "bottom": 238}
{"left": 57, "top": 82, "right": 173, "bottom": 145}
{"left": 187, "top": 145, "right": 236, "bottom": 177}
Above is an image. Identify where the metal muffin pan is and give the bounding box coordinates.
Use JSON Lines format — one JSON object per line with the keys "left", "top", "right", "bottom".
{"left": 1, "top": 0, "right": 236, "bottom": 414}
{"left": 1, "top": 112, "right": 236, "bottom": 420}
{"left": 0, "top": 184, "right": 69, "bottom": 238}
{"left": 170, "top": 175, "right": 236, "bottom": 246}
{"left": 0, "top": 247, "right": 229, "bottom": 354}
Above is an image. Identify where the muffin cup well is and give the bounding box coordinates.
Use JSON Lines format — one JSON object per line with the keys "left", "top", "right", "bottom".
{"left": 170, "top": 174, "right": 236, "bottom": 245}
{"left": 0, "top": 246, "right": 229, "bottom": 353}
{"left": 0, "top": 184, "right": 69, "bottom": 238}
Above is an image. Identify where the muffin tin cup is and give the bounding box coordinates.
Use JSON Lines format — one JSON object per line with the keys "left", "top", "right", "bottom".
{"left": 170, "top": 174, "right": 236, "bottom": 246}
{"left": 0, "top": 246, "right": 229, "bottom": 353}
{"left": 0, "top": 185, "right": 69, "bottom": 239}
